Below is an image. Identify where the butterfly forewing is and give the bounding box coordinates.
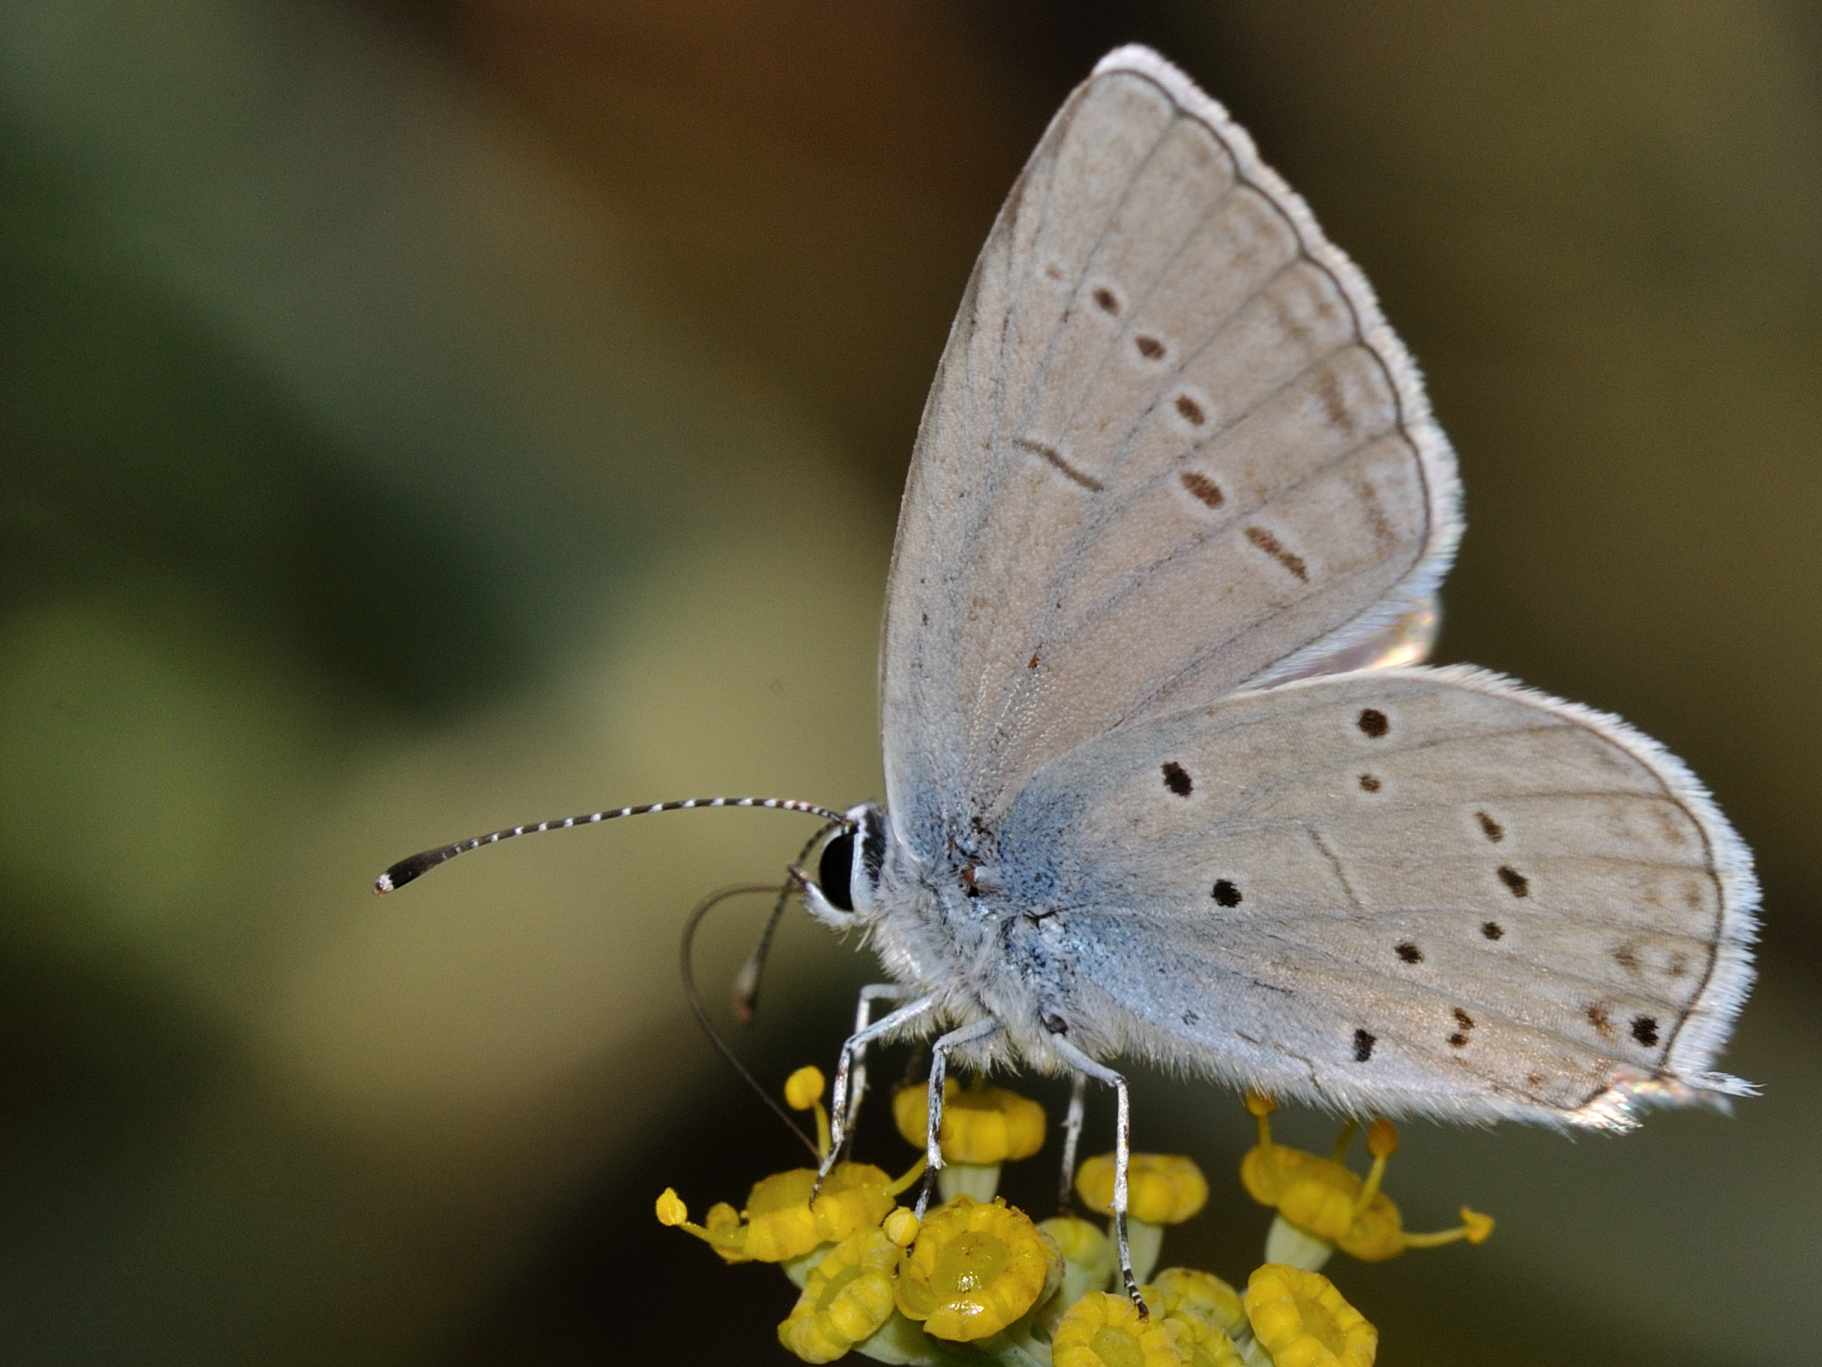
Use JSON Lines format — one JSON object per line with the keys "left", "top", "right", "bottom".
{"left": 881, "top": 47, "right": 1459, "bottom": 845}
{"left": 995, "top": 666, "right": 1756, "bottom": 1126}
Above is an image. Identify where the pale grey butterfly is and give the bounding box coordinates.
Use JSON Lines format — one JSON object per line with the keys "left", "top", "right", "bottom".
{"left": 377, "top": 46, "right": 1757, "bottom": 1303}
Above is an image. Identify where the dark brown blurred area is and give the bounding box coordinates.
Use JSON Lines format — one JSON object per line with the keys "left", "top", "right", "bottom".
{"left": 3, "top": 3, "right": 1816, "bottom": 1363}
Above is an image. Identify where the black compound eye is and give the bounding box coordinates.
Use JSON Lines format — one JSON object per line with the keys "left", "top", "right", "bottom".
{"left": 817, "top": 832, "right": 856, "bottom": 913}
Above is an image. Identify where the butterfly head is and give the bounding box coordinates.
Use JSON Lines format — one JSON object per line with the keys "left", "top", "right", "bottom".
{"left": 803, "top": 803, "right": 887, "bottom": 923}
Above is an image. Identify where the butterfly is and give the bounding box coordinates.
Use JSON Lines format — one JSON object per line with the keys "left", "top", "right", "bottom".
{"left": 378, "top": 45, "right": 1756, "bottom": 1302}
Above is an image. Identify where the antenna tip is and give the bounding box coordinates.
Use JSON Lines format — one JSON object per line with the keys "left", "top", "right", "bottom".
{"left": 373, "top": 849, "right": 442, "bottom": 895}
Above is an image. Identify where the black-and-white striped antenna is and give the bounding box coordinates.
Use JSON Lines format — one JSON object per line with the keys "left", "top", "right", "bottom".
{"left": 373, "top": 796, "right": 852, "bottom": 894}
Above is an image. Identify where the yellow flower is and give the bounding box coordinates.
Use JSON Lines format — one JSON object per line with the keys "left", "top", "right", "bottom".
{"left": 1144, "top": 1266, "right": 1245, "bottom": 1336}
{"left": 660, "top": 1162, "right": 902, "bottom": 1265}
{"left": 1243, "top": 1264, "right": 1376, "bottom": 1367}
{"left": 1076, "top": 1153, "right": 1209, "bottom": 1226}
{"left": 1040, "top": 1214, "right": 1116, "bottom": 1309}
{"left": 1076, "top": 1152, "right": 1209, "bottom": 1283}
{"left": 1052, "top": 1291, "right": 1190, "bottom": 1367}
{"left": 893, "top": 1078, "right": 1046, "bottom": 1165}
{"left": 1240, "top": 1096, "right": 1492, "bottom": 1266}
{"left": 895, "top": 1196, "right": 1060, "bottom": 1341}
{"left": 777, "top": 1228, "right": 901, "bottom": 1364}
{"left": 1164, "top": 1308, "right": 1245, "bottom": 1367}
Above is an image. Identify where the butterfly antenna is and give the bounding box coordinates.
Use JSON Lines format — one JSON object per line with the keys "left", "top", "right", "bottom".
{"left": 373, "top": 797, "right": 852, "bottom": 894}
{"left": 681, "top": 881, "right": 820, "bottom": 1159}
{"left": 731, "top": 823, "right": 835, "bottom": 1024}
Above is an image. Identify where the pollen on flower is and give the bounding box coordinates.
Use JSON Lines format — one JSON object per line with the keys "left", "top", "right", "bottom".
{"left": 1077, "top": 1152, "right": 1210, "bottom": 1225}
{"left": 1051, "top": 1291, "right": 1190, "bottom": 1367}
{"left": 1244, "top": 1264, "right": 1377, "bottom": 1367}
{"left": 894, "top": 1196, "right": 1060, "bottom": 1342}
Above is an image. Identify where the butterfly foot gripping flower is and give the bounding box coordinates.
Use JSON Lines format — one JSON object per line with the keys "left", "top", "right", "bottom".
{"left": 1240, "top": 1095, "right": 1492, "bottom": 1271}
{"left": 1076, "top": 1152, "right": 1210, "bottom": 1285}
{"left": 1241, "top": 1264, "right": 1376, "bottom": 1367}
{"left": 894, "top": 1196, "right": 1062, "bottom": 1343}
{"left": 894, "top": 1077, "right": 1046, "bottom": 1204}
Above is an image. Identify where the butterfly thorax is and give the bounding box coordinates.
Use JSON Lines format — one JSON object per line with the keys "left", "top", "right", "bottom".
{"left": 859, "top": 810, "right": 1087, "bottom": 1073}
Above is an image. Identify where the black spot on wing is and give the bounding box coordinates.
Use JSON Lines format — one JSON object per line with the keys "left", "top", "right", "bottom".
{"left": 1353, "top": 1028, "right": 1376, "bottom": 1062}
{"left": 1161, "top": 761, "right": 1193, "bottom": 797}
{"left": 1211, "top": 879, "right": 1242, "bottom": 908}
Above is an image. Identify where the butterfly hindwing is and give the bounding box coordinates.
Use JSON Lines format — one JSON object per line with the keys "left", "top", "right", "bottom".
{"left": 993, "top": 666, "right": 1757, "bottom": 1126}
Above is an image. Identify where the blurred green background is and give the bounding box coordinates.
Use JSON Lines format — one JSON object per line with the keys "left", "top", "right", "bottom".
{"left": 4, "top": 3, "right": 1818, "bottom": 1363}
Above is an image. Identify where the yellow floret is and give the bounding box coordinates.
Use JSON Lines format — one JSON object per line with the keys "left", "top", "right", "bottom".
{"left": 1144, "top": 1267, "right": 1245, "bottom": 1335}
{"left": 1076, "top": 1153, "right": 1209, "bottom": 1225}
{"left": 1164, "top": 1308, "right": 1244, "bottom": 1367}
{"left": 664, "top": 1162, "right": 899, "bottom": 1265}
{"left": 1241, "top": 1106, "right": 1493, "bottom": 1264}
{"left": 893, "top": 1078, "right": 1047, "bottom": 1164}
{"left": 777, "top": 1228, "right": 901, "bottom": 1364}
{"left": 883, "top": 1206, "right": 920, "bottom": 1248}
{"left": 1040, "top": 1214, "right": 1116, "bottom": 1311}
{"left": 1244, "top": 1264, "right": 1376, "bottom": 1367}
{"left": 1051, "top": 1291, "right": 1191, "bottom": 1367}
{"left": 894, "top": 1196, "right": 1060, "bottom": 1342}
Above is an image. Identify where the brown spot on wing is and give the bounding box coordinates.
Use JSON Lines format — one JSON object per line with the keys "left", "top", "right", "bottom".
{"left": 1175, "top": 394, "right": 1207, "bottom": 425}
{"left": 1013, "top": 437, "right": 1105, "bottom": 492}
{"left": 1092, "top": 286, "right": 1120, "bottom": 315}
{"left": 1497, "top": 865, "right": 1530, "bottom": 898}
{"left": 1315, "top": 367, "right": 1358, "bottom": 436}
{"left": 1613, "top": 942, "right": 1641, "bottom": 973}
{"left": 1180, "top": 470, "right": 1225, "bottom": 508}
{"left": 1355, "top": 475, "right": 1397, "bottom": 550}
{"left": 1586, "top": 1003, "right": 1615, "bottom": 1040}
{"left": 1134, "top": 334, "right": 1166, "bottom": 360}
{"left": 1244, "top": 525, "right": 1309, "bottom": 582}
{"left": 1476, "top": 811, "right": 1505, "bottom": 842}
{"left": 1356, "top": 708, "right": 1389, "bottom": 738}
{"left": 1358, "top": 773, "right": 1381, "bottom": 793}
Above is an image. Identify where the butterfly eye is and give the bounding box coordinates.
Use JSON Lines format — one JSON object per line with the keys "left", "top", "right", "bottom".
{"left": 817, "top": 831, "right": 857, "bottom": 913}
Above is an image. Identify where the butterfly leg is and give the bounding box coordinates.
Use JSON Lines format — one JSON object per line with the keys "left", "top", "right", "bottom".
{"left": 1057, "top": 1070, "right": 1087, "bottom": 1210}
{"left": 1049, "top": 1033, "right": 1146, "bottom": 1315}
{"left": 840, "top": 983, "right": 915, "bottom": 1156}
{"left": 914, "top": 1018, "right": 1002, "bottom": 1217}
{"left": 817, "top": 994, "right": 935, "bottom": 1195}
